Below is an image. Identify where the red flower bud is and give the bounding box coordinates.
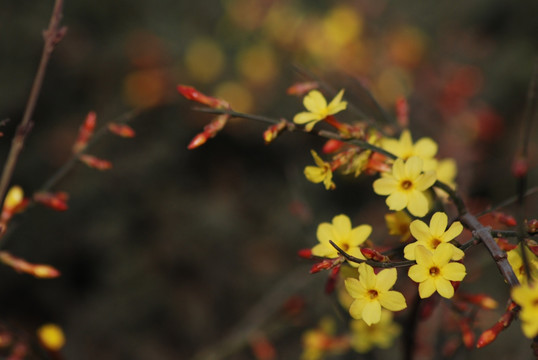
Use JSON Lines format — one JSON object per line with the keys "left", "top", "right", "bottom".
{"left": 395, "top": 96, "right": 409, "bottom": 127}
{"left": 322, "top": 139, "right": 345, "bottom": 154}
{"left": 286, "top": 81, "right": 319, "bottom": 96}
{"left": 73, "top": 111, "right": 97, "bottom": 153}
{"left": 177, "top": 85, "right": 229, "bottom": 109}
{"left": 108, "top": 123, "right": 136, "bottom": 138}
{"left": 33, "top": 192, "right": 69, "bottom": 211}
{"left": 79, "top": 154, "right": 112, "bottom": 170}
{"left": 297, "top": 248, "right": 313, "bottom": 259}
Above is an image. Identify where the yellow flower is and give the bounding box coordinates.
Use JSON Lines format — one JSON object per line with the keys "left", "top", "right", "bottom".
{"left": 312, "top": 214, "right": 371, "bottom": 262}
{"left": 381, "top": 129, "right": 437, "bottom": 161}
{"left": 372, "top": 156, "right": 436, "bottom": 217}
{"left": 507, "top": 244, "right": 538, "bottom": 284}
{"left": 304, "top": 150, "right": 335, "bottom": 190}
{"left": 294, "top": 89, "right": 347, "bottom": 131}
{"left": 345, "top": 263, "right": 407, "bottom": 325}
{"left": 349, "top": 310, "right": 401, "bottom": 353}
{"left": 511, "top": 282, "right": 538, "bottom": 338}
{"left": 301, "top": 317, "right": 347, "bottom": 360}
{"left": 404, "top": 212, "right": 464, "bottom": 260}
{"left": 385, "top": 211, "right": 412, "bottom": 242}
{"left": 37, "top": 323, "right": 65, "bottom": 351}
{"left": 408, "top": 244, "right": 466, "bottom": 299}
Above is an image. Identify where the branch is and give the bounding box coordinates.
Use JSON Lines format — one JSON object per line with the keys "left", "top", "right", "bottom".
{"left": 0, "top": 0, "right": 65, "bottom": 210}
{"left": 329, "top": 240, "right": 416, "bottom": 268}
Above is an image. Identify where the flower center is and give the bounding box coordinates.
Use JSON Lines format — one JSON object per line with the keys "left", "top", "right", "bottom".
{"left": 429, "top": 267, "right": 440, "bottom": 277}
{"left": 367, "top": 289, "right": 379, "bottom": 299}
{"left": 400, "top": 180, "right": 413, "bottom": 190}
{"left": 341, "top": 243, "right": 350, "bottom": 251}
{"left": 431, "top": 238, "right": 442, "bottom": 248}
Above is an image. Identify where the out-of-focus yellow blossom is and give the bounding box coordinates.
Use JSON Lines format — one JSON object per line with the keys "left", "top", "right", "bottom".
{"left": 408, "top": 244, "right": 466, "bottom": 299}
{"left": 349, "top": 310, "right": 401, "bottom": 353}
{"left": 381, "top": 129, "right": 437, "bottom": 162}
{"left": 4, "top": 186, "right": 24, "bottom": 211}
{"left": 385, "top": 211, "right": 412, "bottom": 242}
{"left": 37, "top": 323, "right": 65, "bottom": 351}
{"left": 507, "top": 244, "right": 538, "bottom": 284}
{"left": 312, "top": 214, "right": 370, "bottom": 263}
{"left": 373, "top": 156, "right": 436, "bottom": 217}
{"left": 214, "top": 81, "right": 253, "bottom": 113}
{"left": 304, "top": 150, "right": 335, "bottom": 190}
{"left": 511, "top": 282, "right": 538, "bottom": 338}
{"left": 294, "top": 90, "right": 347, "bottom": 131}
{"left": 345, "top": 264, "right": 407, "bottom": 325}
{"left": 404, "top": 212, "right": 464, "bottom": 261}
{"left": 184, "top": 37, "right": 225, "bottom": 83}
{"left": 301, "top": 317, "right": 348, "bottom": 360}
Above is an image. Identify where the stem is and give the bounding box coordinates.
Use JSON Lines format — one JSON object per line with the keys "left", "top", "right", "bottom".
{"left": 0, "top": 0, "right": 65, "bottom": 210}
{"left": 329, "top": 241, "right": 416, "bottom": 268}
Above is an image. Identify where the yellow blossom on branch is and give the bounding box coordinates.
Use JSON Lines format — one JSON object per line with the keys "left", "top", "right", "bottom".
{"left": 293, "top": 89, "right": 347, "bottom": 131}
{"left": 511, "top": 282, "right": 538, "bottom": 338}
{"left": 507, "top": 243, "right": 538, "bottom": 284}
{"left": 408, "top": 244, "right": 466, "bottom": 299}
{"left": 312, "top": 214, "right": 371, "bottom": 262}
{"left": 304, "top": 150, "right": 335, "bottom": 190}
{"left": 345, "top": 263, "right": 407, "bottom": 325}
{"left": 372, "top": 156, "right": 436, "bottom": 217}
{"left": 385, "top": 211, "right": 412, "bottom": 242}
{"left": 404, "top": 212, "right": 464, "bottom": 260}
{"left": 381, "top": 129, "right": 438, "bottom": 161}
{"left": 349, "top": 310, "right": 401, "bottom": 353}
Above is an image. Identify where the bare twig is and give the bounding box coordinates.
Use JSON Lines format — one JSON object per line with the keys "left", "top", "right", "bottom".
{"left": 0, "top": 0, "right": 65, "bottom": 211}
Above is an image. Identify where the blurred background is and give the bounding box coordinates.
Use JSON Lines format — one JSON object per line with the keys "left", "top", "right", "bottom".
{"left": 0, "top": 0, "right": 537, "bottom": 359}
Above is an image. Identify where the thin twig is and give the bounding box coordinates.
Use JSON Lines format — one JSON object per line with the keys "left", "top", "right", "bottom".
{"left": 329, "top": 240, "right": 416, "bottom": 268}
{"left": 515, "top": 59, "right": 538, "bottom": 283}
{"left": 474, "top": 187, "right": 538, "bottom": 218}
{"left": 0, "top": 0, "right": 65, "bottom": 211}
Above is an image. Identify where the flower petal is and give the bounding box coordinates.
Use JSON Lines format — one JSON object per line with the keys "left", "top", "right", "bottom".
{"left": 433, "top": 243, "right": 454, "bottom": 266}
{"left": 408, "top": 264, "right": 429, "bottom": 282}
{"left": 429, "top": 212, "right": 448, "bottom": 238}
{"left": 362, "top": 301, "right": 382, "bottom": 325}
{"left": 405, "top": 156, "right": 423, "bottom": 179}
{"left": 403, "top": 241, "right": 420, "bottom": 260}
{"left": 434, "top": 277, "right": 454, "bottom": 298}
{"left": 440, "top": 221, "right": 463, "bottom": 242}
{"left": 379, "top": 290, "right": 407, "bottom": 311}
{"left": 303, "top": 90, "right": 327, "bottom": 113}
{"left": 392, "top": 158, "right": 406, "bottom": 180}
{"left": 406, "top": 190, "right": 429, "bottom": 217}
{"left": 304, "top": 166, "right": 324, "bottom": 183}
{"left": 316, "top": 223, "right": 333, "bottom": 244}
{"left": 332, "top": 214, "right": 352, "bottom": 238}
{"left": 418, "top": 278, "right": 436, "bottom": 298}
{"left": 293, "top": 112, "right": 320, "bottom": 124}
{"left": 414, "top": 138, "right": 438, "bottom": 158}
{"left": 311, "top": 243, "right": 334, "bottom": 258}
{"left": 376, "top": 268, "right": 397, "bottom": 291}
{"left": 415, "top": 171, "right": 436, "bottom": 190}
{"left": 345, "top": 278, "right": 366, "bottom": 298}
{"left": 349, "top": 299, "right": 366, "bottom": 320}
{"left": 409, "top": 219, "right": 431, "bottom": 242}
{"left": 415, "top": 245, "right": 434, "bottom": 267}
{"left": 327, "top": 90, "right": 347, "bottom": 115}
{"left": 358, "top": 263, "right": 376, "bottom": 289}
{"left": 373, "top": 177, "right": 398, "bottom": 195}
{"left": 386, "top": 192, "right": 408, "bottom": 211}
{"left": 349, "top": 225, "right": 372, "bottom": 246}
{"left": 441, "top": 262, "right": 466, "bottom": 281}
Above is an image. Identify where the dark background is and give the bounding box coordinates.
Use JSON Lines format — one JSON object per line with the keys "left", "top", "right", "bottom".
{"left": 0, "top": 0, "right": 537, "bottom": 359}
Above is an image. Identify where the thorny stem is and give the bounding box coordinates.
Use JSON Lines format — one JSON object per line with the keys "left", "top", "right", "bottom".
{"left": 0, "top": 0, "right": 65, "bottom": 210}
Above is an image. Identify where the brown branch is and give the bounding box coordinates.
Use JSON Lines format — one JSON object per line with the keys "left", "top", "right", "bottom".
{"left": 329, "top": 240, "right": 416, "bottom": 268}
{"left": 0, "top": 0, "right": 65, "bottom": 211}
